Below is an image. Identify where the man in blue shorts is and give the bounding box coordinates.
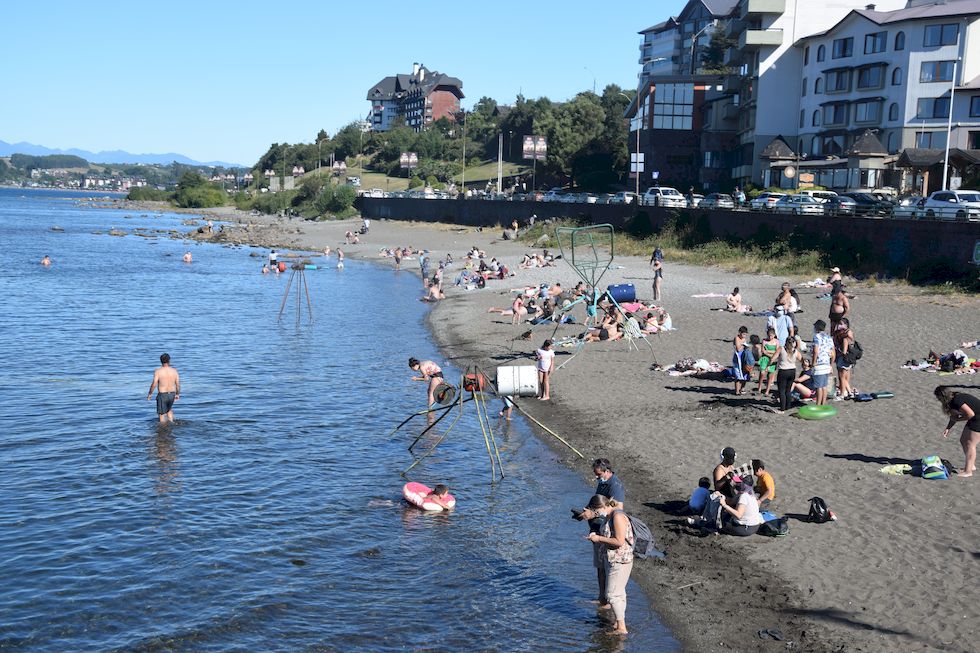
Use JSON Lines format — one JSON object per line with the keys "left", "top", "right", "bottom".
{"left": 810, "top": 320, "right": 835, "bottom": 406}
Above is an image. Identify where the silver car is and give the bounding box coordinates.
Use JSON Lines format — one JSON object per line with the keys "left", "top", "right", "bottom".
{"left": 699, "top": 193, "right": 735, "bottom": 209}
{"left": 891, "top": 195, "right": 924, "bottom": 219}
{"left": 773, "top": 194, "right": 825, "bottom": 215}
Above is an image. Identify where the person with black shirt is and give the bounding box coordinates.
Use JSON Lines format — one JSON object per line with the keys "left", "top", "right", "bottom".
{"left": 936, "top": 386, "right": 980, "bottom": 477}
{"left": 579, "top": 458, "right": 626, "bottom": 609}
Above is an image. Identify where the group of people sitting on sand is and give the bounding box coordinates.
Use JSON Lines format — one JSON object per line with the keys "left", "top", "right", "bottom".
{"left": 685, "top": 447, "right": 777, "bottom": 536}
{"left": 518, "top": 249, "right": 558, "bottom": 269}
{"left": 903, "top": 347, "right": 977, "bottom": 374}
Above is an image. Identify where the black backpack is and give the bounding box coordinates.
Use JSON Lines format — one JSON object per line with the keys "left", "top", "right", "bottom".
{"left": 808, "top": 496, "right": 831, "bottom": 523}
{"left": 847, "top": 340, "right": 864, "bottom": 363}
{"left": 758, "top": 517, "right": 790, "bottom": 537}
{"left": 613, "top": 510, "right": 664, "bottom": 559}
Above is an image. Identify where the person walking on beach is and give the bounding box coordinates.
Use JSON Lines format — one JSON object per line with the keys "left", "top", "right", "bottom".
{"left": 578, "top": 459, "right": 625, "bottom": 610}
{"left": 811, "top": 320, "right": 835, "bottom": 405}
{"left": 147, "top": 353, "right": 180, "bottom": 424}
{"left": 535, "top": 339, "right": 555, "bottom": 400}
{"left": 586, "top": 494, "right": 634, "bottom": 636}
{"left": 936, "top": 386, "right": 980, "bottom": 477}
{"left": 408, "top": 358, "right": 444, "bottom": 408}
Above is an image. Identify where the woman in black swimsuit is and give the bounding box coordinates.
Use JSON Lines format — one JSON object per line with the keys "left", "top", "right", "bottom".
{"left": 936, "top": 386, "right": 980, "bottom": 477}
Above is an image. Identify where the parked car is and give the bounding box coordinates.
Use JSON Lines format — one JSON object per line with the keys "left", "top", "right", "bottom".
{"left": 797, "top": 189, "right": 838, "bottom": 203}
{"left": 688, "top": 193, "right": 705, "bottom": 208}
{"left": 773, "top": 194, "right": 825, "bottom": 215}
{"left": 920, "top": 190, "right": 980, "bottom": 220}
{"left": 839, "top": 192, "right": 891, "bottom": 216}
{"left": 822, "top": 195, "right": 858, "bottom": 216}
{"left": 749, "top": 192, "right": 786, "bottom": 211}
{"left": 699, "top": 193, "right": 735, "bottom": 210}
{"left": 595, "top": 193, "right": 615, "bottom": 204}
{"left": 583, "top": 193, "right": 598, "bottom": 204}
{"left": 541, "top": 189, "right": 565, "bottom": 202}
{"left": 891, "top": 195, "right": 925, "bottom": 219}
{"left": 611, "top": 191, "right": 638, "bottom": 204}
{"left": 346, "top": 176, "right": 361, "bottom": 187}
{"left": 641, "top": 186, "right": 686, "bottom": 207}
{"left": 368, "top": 188, "right": 385, "bottom": 198}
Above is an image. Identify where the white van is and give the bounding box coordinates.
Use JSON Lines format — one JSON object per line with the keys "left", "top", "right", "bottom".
{"left": 797, "top": 189, "right": 838, "bottom": 203}
{"left": 641, "top": 186, "right": 686, "bottom": 207}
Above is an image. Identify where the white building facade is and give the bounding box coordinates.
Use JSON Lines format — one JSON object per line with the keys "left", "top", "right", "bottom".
{"left": 797, "top": 1, "right": 980, "bottom": 161}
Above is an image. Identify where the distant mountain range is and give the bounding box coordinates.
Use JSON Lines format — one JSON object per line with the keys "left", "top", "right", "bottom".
{"left": 0, "top": 139, "right": 244, "bottom": 168}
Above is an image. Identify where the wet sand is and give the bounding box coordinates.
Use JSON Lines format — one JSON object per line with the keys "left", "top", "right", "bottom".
{"left": 168, "top": 208, "right": 980, "bottom": 652}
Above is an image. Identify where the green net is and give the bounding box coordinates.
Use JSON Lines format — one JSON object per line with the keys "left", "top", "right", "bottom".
{"left": 555, "top": 224, "right": 615, "bottom": 289}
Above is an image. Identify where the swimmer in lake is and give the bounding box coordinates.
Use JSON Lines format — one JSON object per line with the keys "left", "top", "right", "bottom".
{"left": 41, "top": 255, "right": 51, "bottom": 266}
{"left": 147, "top": 353, "right": 180, "bottom": 424}
{"left": 261, "top": 265, "right": 270, "bottom": 274}
{"left": 424, "top": 484, "right": 454, "bottom": 509}
{"left": 408, "top": 357, "right": 443, "bottom": 407}
{"left": 337, "top": 248, "right": 345, "bottom": 269}
{"left": 182, "top": 252, "right": 193, "bottom": 263}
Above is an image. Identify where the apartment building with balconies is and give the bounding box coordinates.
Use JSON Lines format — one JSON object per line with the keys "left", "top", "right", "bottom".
{"left": 721, "top": 0, "right": 907, "bottom": 185}
{"left": 797, "top": 0, "right": 980, "bottom": 163}
{"left": 366, "top": 63, "right": 464, "bottom": 133}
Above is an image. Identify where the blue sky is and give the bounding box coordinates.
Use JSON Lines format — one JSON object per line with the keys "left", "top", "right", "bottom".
{"left": 3, "top": 1, "right": 682, "bottom": 165}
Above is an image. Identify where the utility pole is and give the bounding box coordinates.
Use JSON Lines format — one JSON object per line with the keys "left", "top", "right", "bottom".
{"left": 497, "top": 132, "right": 503, "bottom": 194}
{"left": 943, "top": 58, "right": 960, "bottom": 190}
{"left": 460, "top": 110, "right": 467, "bottom": 195}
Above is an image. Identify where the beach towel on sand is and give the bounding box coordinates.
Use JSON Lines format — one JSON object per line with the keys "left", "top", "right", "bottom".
{"left": 879, "top": 464, "right": 913, "bottom": 475}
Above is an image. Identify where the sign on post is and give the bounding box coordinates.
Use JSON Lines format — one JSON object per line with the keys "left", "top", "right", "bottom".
{"left": 522, "top": 136, "right": 547, "bottom": 161}
{"left": 399, "top": 152, "right": 418, "bottom": 169}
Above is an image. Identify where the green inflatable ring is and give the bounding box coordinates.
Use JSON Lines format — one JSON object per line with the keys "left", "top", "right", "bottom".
{"left": 797, "top": 404, "right": 838, "bottom": 420}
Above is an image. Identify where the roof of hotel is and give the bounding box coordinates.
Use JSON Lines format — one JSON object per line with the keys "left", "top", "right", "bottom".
{"left": 799, "top": 0, "right": 980, "bottom": 41}
{"left": 847, "top": 130, "right": 888, "bottom": 156}
{"left": 367, "top": 68, "right": 463, "bottom": 101}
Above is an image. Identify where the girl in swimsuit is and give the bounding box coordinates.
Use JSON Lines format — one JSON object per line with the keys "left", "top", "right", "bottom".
{"left": 651, "top": 259, "right": 664, "bottom": 302}
{"left": 408, "top": 358, "right": 444, "bottom": 407}
{"left": 757, "top": 327, "right": 779, "bottom": 396}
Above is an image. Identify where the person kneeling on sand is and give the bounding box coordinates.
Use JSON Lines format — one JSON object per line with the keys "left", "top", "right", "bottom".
{"left": 719, "top": 477, "right": 764, "bottom": 536}
{"left": 424, "top": 484, "right": 454, "bottom": 509}
{"left": 688, "top": 477, "right": 711, "bottom": 514}
{"left": 752, "top": 460, "right": 775, "bottom": 510}
{"left": 726, "top": 287, "right": 742, "bottom": 312}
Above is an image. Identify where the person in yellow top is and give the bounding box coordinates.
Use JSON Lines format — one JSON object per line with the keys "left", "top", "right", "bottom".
{"left": 752, "top": 459, "right": 776, "bottom": 510}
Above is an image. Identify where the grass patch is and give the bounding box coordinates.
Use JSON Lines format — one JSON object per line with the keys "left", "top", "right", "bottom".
{"left": 453, "top": 160, "right": 529, "bottom": 184}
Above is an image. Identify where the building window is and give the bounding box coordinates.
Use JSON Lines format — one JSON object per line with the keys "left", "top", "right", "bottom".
{"left": 886, "top": 132, "right": 898, "bottom": 152}
{"left": 864, "top": 31, "right": 886, "bottom": 54}
{"left": 826, "top": 70, "right": 851, "bottom": 93}
{"left": 894, "top": 31, "right": 905, "bottom": 50}
{"left": 821, "top": 135, "right": 846, "bottom": 156}
{"left": 970, "top": 96, "right": 980, "bottom": 117}
{"left": 889, "top": 102, "right": 900, "bottom": 121}
{"left": 857, "top": 65, "right": 884, "bottom": 90}
{"left": 916, "top": 97, "right": 951, "bottom": 119}
{"left": 970, "top": 131, "right": 980, "bottom": 149}
{"left": 892, "top": 67, "right": 903, "bottom": 86}
{"left": 804, "top": 46, "right": 810, "bottom": 65}
{"left": 854, "top": 100, "right": 882, "bottom": 124}
{"left": 823, "top": 103, "right": 848, "bottom": 126}
{"left": 924, "top": 23, "right": 959, "bottom": 47}
{"left": 817, "top": 44, "right": 826, "bottom": 62}
{"left": 813, "top": 110, "right": 821, "bottom": 127}
{"left": 652, "top": 83, "right": 694, "bottom": 130}
{"left": 815, "top": 78, "right": 823, "bottom": 94}
{"left": 832, "top": 37, "right": 853, "bottom": 59}
{"left": 800, "top": 109, "right": 805, "bottom": 128}
{"left": 916, "top": 131, "right": 935, "bottom": 148}
{"left": 920, "top": 60, "right": 955, "bottom": 83}
{"left": 802, "top": 77, "right": 807, "bottom": 96}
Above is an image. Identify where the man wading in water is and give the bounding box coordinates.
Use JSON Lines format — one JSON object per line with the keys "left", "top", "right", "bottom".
{"left": 147, "top": 353, "right": 180, "bottom": 424}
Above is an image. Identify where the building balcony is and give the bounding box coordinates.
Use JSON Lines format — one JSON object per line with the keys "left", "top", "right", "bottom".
{"left": 739, "top": 28, "right": 783, "bottom": 49}
{"left": 740, "top": 0, "right": 786, "bottom": 18}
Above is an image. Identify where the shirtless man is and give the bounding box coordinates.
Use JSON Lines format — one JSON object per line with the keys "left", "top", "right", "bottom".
{"left": 408, "top": 357, "right": 444, "bottom": 407}
{"left": 182, "top": 251, "right": 193, "bottom": 263}
{"left": 147, "top": 353, "right": 180, "bottom": 424}
{"left": 40, "top": 255, "right": 51, "bottom": 267}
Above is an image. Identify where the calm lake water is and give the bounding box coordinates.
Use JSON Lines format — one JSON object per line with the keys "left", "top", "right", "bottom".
{"left": 0, "top": 188, "right": 677, "bottom": 652}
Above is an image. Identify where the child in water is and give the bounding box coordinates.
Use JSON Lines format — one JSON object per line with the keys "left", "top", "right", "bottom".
{"left": 425, "top": 484, "right": 454, "bottom": 509}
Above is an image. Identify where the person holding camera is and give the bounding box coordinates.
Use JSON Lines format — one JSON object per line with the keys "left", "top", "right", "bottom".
{"left": 573, "top": 459, "right": 625, "bottom": 610}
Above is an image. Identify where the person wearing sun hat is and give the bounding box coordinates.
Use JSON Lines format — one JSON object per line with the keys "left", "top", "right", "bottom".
{"left": 828, "top": 266, "right": 842, "bottom": 285}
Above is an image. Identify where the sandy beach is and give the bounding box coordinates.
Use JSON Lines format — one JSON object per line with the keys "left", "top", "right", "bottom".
{"left": 150, "top": 204, "right": 978, "bottom": 652}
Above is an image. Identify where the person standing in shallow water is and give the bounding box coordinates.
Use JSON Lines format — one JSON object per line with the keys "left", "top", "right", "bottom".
{"left": 147, "top": 353, "right": 180, "bottom": 424}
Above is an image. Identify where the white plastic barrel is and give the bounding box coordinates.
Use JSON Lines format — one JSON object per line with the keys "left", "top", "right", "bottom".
{"left": 496, "top": 365, "right": 539, "bottom": 397}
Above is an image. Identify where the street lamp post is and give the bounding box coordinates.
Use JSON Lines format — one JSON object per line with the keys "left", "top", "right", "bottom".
{"left": 619, "top": 91, "right": 641, "bottom": 201}
{"left": 690, "top": 24, "right": 713, "bottom": 75}
{"left": 460, "top": 109, "right": 467, "bottom": 195}
{"left": 942, "top": 58, "right": 960, "bottom": 190}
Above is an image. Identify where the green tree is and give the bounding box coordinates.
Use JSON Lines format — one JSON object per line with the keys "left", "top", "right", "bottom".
{"left": 701, "top": 27, "right": 738, "bottom": 74}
